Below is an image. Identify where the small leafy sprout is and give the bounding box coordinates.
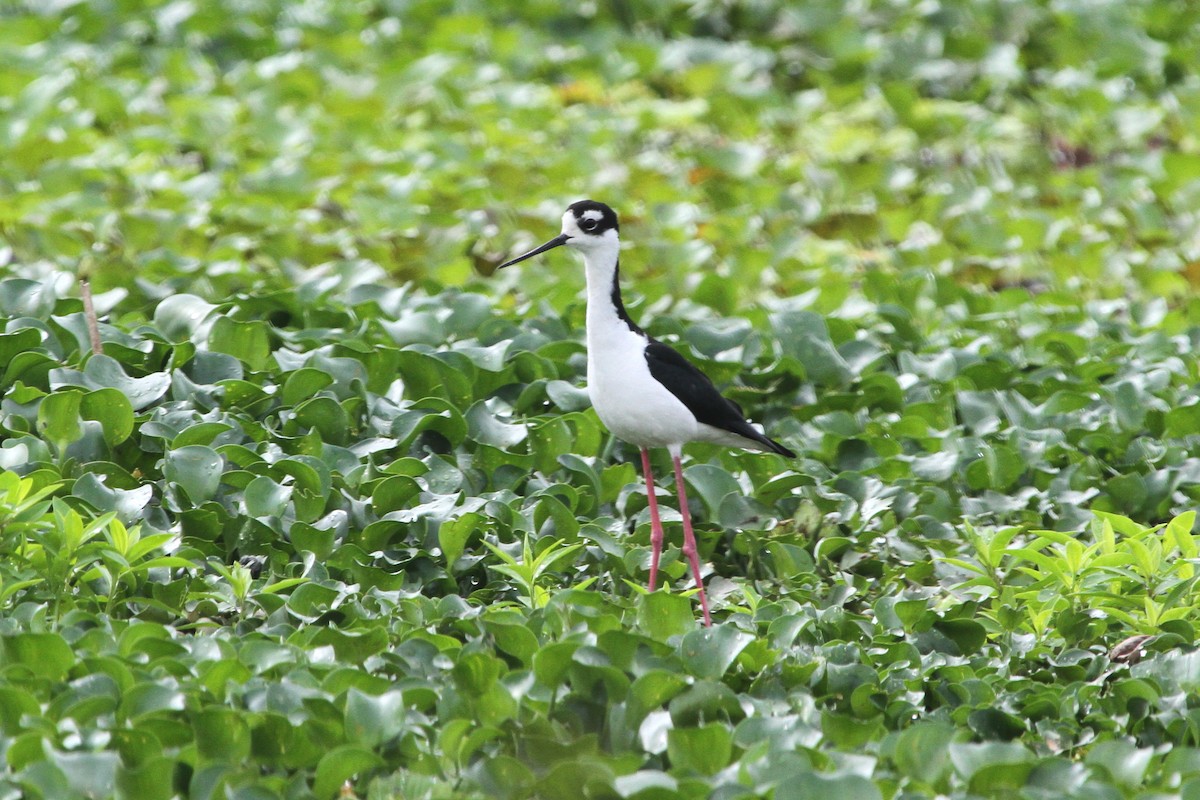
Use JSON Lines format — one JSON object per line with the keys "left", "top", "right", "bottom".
{"left": 483, "top": 536, "right": 586, "bottom": 609}
{"left": 942, "top": 511, "right": 1200, "bottom": 643}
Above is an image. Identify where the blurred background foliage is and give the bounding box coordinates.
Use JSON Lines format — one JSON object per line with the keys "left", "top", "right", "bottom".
{"left": 3, "top": 0, "right": 1200, "bottom": 310}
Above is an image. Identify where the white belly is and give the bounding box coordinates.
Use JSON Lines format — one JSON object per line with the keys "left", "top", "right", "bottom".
{"left": 586, "top": 328, "right": 698, "bottom": 448}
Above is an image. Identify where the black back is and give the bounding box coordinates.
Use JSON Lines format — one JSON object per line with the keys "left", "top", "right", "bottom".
{"left": 644, "top": 341, "right": 795, "bottom": 457}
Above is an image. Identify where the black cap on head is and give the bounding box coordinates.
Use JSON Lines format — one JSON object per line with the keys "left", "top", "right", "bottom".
{"left": 568, "top": 199, "right": 619, "bottom": 235}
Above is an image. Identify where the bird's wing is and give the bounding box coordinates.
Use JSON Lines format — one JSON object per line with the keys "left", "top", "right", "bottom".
{"left": 643, "top": 340, "right": 795, "bottom": 457}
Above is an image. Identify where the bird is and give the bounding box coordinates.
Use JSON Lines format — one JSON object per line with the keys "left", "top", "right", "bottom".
{"left": 497, "top": 199, "right": 795, "bottom": 626}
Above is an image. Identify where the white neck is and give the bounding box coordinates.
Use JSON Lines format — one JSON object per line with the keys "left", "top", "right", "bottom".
{"left": 581, "top": 238, "right": 636, "bottom": 339}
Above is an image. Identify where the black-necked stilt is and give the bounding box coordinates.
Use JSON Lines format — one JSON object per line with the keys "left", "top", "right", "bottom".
{"left": 498, "top": 200, "right": 795, "bottom": 627}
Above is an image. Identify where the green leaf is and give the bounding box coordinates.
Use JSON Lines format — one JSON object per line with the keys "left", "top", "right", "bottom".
{"left": 533, "top": 642, "right": 580, "bottom": 689}
{"left": 776, "top": 772, "right": 882, "bottom": 800}
{"left": 637, "top": 590, "right": 696, "bottom": 640}
{"left": 949, "top": 742, "right": 1034, "bottom": 790}
{"left": 192, "top": 707, "right": 252, "bottom": 763}
{"left": 54, "top": 749, "right": 118, "bottom": 798}
{"left": 1, "top": 633, "right": 75, "bottom": 682}
{"left": 208, "top": 316, "right": 272, "bottom": 371}
{"left": 682, "top": 464, "right": 741, "bottom": 517}
{"left": 313, "top": 744, "right": 384, "bottom": 799}
{"left": 439, "top": 511, "right": 483, "bottom": 568}
{"left": 281, "top": 367, "right": 334, "bottom": 406}
{"left": 79, "top": 355, "right": 169, "bottom": 410}
{"left": 153, "top": 294, "right": 216, "bottom": 340}
{"left": 344, "top": 689, "right": 406, "bottom": 748}
{"left": 629, "top": 670, "right": 689, "bottom": 724}
{"left": 1084, "top": 740, "right": 1154, "bottom": 788}
{"left": 243, "top": 475, "right": 291, "bottom": 518}
{"left": 666, "top": 723, "right": 731, "bottom": 775}
{"left": 80, "top": 387, "right": 134, "bottom": 446}
{"left": 892, "top": 722, "right": 956, "bottom": 784}
{"left": 36, "top": 389, "right": 83, "bottom": 451}
{"left": 482, "top": 615, "right": 539, "bottom": 666}
{"left": 164, "top": 445, "right": 223, "bottom": 503}
{"left": 678, "top": 626, "right": 754, "bottom": 680}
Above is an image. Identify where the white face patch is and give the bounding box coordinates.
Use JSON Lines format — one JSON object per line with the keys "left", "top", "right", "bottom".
{"left": 560, "top": 205, "right": 619, "bottom": 252}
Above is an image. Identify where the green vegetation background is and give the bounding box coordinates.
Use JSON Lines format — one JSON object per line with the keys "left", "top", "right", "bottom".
{"left": 3, "top": 0, "right": 1200, "bottom": 798}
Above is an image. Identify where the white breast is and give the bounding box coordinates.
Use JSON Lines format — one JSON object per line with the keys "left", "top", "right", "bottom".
{"left": 575, "top": 234, "right": 703, "bottom": 450}
{"left": 585, "top": 316, "right": 698, "bottom": 449}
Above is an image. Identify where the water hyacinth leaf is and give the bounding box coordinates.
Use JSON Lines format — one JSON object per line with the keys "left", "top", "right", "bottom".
{"left": 933, "top": 618, "right": 988, "bottom": 655}
{"left": 678, "top": 625, "right": 754, "bottom": 680}
{"left": 71, "top": 472, "right": 153, "bottom": 523}
{"left": 949, "top": 742, "right": 1035, "bottom": 790}
{"left": 243, "top": 475, "right": 292, "bottom": 518}
{"left": 36, "top": 389, "right": 83, "bottom": 451}
{"left": 439, "top": 511, "right": 484, "bottom": 568}
{"left": 628, "top": 672, "right": 689, "bottom": 731}
{"left": 395, "top": 350, "right": 472, "bottom": 406}
{"left": 892, "top": 722, "right": 956, "bottom": 784}
{"left": 164, "top": 445, "right": 223, "bottom": 503}
{"left": 208, "top": 316, "right": 272, "bottom": 371}
{"left": 466, "top": 401, "right": 528, "bottom": 449}
{"left": 121, "top": 683, "right": 186, "bottom": 719}
{"left": 1, "top": 633, "right": 75, "bottom": 682}
{"left": 312, "top": 745, "right": 384, "bottom": 799}
{"left": 545, "top": 380, "right": 592, "bottom": 411}
{"left": 775, "top": 772, "right": 882, "bottom": 800}
{"left": 967, "top": 708, "right": 1027, "bottom": 740}
{"left": 1084, "top": 740, "right": 1154, "bottom": 789}
{"left": 0, "top": 278, "right": 57, "bottom": 318}
{"left": 114, "top": 755, "right": 174, "bottom": 800}
{"left": 80, "top": 387, "right": 134, "bottom": 446}
{"left": 533, "top": 641, "right": 580, "bottom": 689}
{"left": 0, "top": 328, "right": 43, "bottom": 368}
{"left": 481, "top": 616, "right": 539, "bottom": 666}
{"left": 344, "top": 688, "right": 407, "bottom": 748}
{"left": 54, "top": 749, "right": 119, "bottom": 798}
{"left": 192, "top": 707, "right": 252, "bottom": 763}
{"left": 293, "top": 396, "right": 349, "bottom": 445}
{"left": 682, "top": 464, "right": 742, "bottom": 517}
{"left": 613, "top": 771, "right": 677, "bottom": 799}
{"left": 666, "top": 723, "right": 731, "bottom": 776}
{"left": 281, "top": 367, "right": 334, "bottom": 406}
{"left": 82, "top": 356, "right": 170, "bottom": 410}
{"left": 773, "top": 310, "right": 852, "bottom": 386}
{"left": 153, "top": 294, "right": 217, "bottom": 341}
{"left": 637, "top": 590, "right": 695, "bottom": 640}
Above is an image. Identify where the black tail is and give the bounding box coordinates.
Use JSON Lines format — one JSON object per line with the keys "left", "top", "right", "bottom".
{"left": 726, "top": 418, "right": 796, "bottom": 458}
{"left": 764, "top": 435, "right": 796, "bottom": 459}
{"left": 754, "top": 430, "right": 796, "bottom": 458}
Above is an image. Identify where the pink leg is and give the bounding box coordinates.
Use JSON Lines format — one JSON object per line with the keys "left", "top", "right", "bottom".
{"left": 672, "top": 454, "right": 712, "bottom": 627}
{"left": 641, "top": 447, "right": 665, "bottom": 592}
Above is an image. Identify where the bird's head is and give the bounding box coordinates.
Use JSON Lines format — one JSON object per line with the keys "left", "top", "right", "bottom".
{"left": 498, "top": 199, "right": 619, "bottom": 269}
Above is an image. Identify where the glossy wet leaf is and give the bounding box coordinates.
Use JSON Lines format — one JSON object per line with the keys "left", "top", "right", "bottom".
{"left": 36, "top": 390, "right": 82, "bottom": 451}
{"left": 678, "top": 626, "right": 754, "bottom": 680}
{"left": 81, "top": 356, "right": 170, "bottom": 410}
{"left": 666, "top": 723, "right": 731, "bottom": 776}
{"left": 313, "top": 745, "right": 384, "bottom": 799}
{"left": 164, "top": 445, "right": 223, "bottom": 503}
{"left": 208, "top": 317, "right": 272, "bottom": 371}
{"left": 80, "top": 388, "right": 134, "bottom": 447}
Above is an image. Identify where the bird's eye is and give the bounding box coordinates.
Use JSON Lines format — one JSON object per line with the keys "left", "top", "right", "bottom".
{"left": 579, "top": 218, "right": 598, "bottom": 232}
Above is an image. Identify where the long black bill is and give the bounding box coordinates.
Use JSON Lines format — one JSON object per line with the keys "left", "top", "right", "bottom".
{"left": 497, "top": 233, "right": 570, "bottom": 269}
